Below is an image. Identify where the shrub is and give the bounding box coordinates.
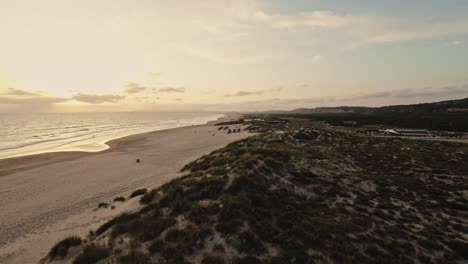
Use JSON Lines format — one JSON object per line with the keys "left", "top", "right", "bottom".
{"left": 95, "top": 213, "right": 138, "bottom": 236}
{"left": 95, "top": 219, "right": 115, "bottom": 236}
{"left": 235, "top": 230, "right": 266, "bottom": 254}
{"left": 73, "top": 244, "right": 110, "bottom": 264}
{"left": 130, "top": 189, "right": 147, "bottom": 198}
{"left": 148, "top": 239, "right": 164, "bottom": 254}
{"left": 235, "top": 256, "right": 263, "bottom": 264}
{"left": 118, "top": 250, "right": 152, "bottom": 264}
{"left": 201, "top": 254, "right": 225, "bottom": 264}
{"left": 140, "top": 191, "right": 156, "bottom": 204}
{"left": 48, "top": 236, "right": 82, "bottom": 259}
{"left": 447, "top": 240, "right": 468, "bottom": 259}
{"left": 113, "top": 196, "right": 125, "bottom": 202}
{"left": 97, "top": 202, "right": 109, "bottom": 208}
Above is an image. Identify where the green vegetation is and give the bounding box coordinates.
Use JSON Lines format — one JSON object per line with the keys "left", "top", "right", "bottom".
{"left": 73, "top": 244, "right": 110, "bottom": 264}
{"left": 113, "top": 196, "right": 126, "bottom": 202}
{"left": 274, "top": 97, "right": 468, "bottom": 131}
{"left": 97, "top": 202, "right": 109, "bottom": 209}
{"left": 48, "top": 236, "right": 81, "bottom": 259}
{"left": 47, "top": 116, "right": 468, "bottom": 263}
{"left": 129, "top": 188, "right": 147, "bottom": 199}
{"left": 278, "top": 112, "right": 468, "bottom": 132}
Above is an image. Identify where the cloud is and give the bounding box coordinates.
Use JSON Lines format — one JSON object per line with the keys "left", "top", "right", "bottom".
{"left": 0, "top": 96, "right": 67, "bottom": 105}
{"left": 253, "top": 10, "right": 353, "bottom": 30}
{"left": 216, "top": 84, "right": 468, "bottom": 111}
{"left": 225, "top": 90, "right": 265, "bottom": 97}
{"left": 225, "top": 87, "right": 284, "bottom": 97}
{"left": 270, "top": 87, "right": 283, "bottom": 92}
{"left": 365, "top": 19, "right": 468, "bottom": 44}
{"left": 250, "top": 9, "right": 468, "bottom": 45}
{"left": 0, "top": 94, "right": 68, "bottom": 112}
{"left": 352, "top": 91, "right": 392, "bottom": 100}
{"left": 156, "top": 87, "right": 186, "bottom": 93}
{"left": 1, "top": 88, "right": 40, "bottom": 96}
{"left": 124, "top": 82, "right": 147, "bottom": 94}
{"left": 71, "top": 93, "right": 125, "bottom": 104}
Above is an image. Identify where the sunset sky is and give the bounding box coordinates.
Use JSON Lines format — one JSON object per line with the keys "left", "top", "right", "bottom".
{"left": 1, "top": 0, "right": 468, "bottom": 112}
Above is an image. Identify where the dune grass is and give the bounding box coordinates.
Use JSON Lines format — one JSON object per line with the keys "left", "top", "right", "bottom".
{"left": 48, "top": 236, "right": 82, "bottom": 259}
{"left": 129, "top": 188, "right": 147, "bottom": 199}
{"left": 48, "top": 117, "right": 468, "bottom": 263}
{"left": 73, "top": 244, "right": 109, "bottom": 264}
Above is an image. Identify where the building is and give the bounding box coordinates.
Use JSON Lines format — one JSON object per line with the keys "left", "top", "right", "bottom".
{"left": 394, "top": 129, "right": 434, "bottom": 138}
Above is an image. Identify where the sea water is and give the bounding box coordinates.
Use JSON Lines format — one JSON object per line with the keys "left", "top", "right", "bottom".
{"left": 0, "top": 112, "right": 223, "bottom": 159}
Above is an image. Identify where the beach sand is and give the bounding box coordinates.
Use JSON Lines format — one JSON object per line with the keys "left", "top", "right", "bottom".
{"left": 0, "top": 119, "right": 250, "bottom": 263}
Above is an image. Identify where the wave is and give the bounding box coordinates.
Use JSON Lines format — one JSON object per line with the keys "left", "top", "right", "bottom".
{"left": 0, "top": 113, "right": 223, "bottom": 159}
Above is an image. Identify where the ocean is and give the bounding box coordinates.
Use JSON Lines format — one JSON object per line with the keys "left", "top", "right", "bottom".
{"left": 0, "top": 112, "right": 223, "bottom": 159}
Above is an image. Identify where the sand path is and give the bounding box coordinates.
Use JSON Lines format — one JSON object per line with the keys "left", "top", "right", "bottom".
{"left": 0, "top": 122, "right": 249, "bottom": 263}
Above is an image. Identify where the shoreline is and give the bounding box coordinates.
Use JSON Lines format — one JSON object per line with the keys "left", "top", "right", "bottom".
{"left": 0, "top": 114, "right": 237, "bottom": 178}
{"left": 0, "top": 113, "right": 248, "bottom": 263}
{"left": 0, "top": 113, "right": 228, "bottom": 161}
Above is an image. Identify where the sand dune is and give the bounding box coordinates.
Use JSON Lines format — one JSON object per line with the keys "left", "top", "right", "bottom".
{"left": 0, "top": 120, "right": 250, "bottom": 263}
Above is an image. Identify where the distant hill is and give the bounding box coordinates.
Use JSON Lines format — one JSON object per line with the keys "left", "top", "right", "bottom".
{"left": 292, "top": 106, "right": 373, "bottom": 114}
{"left": 374, "top": 97, "right": 468, "bottom": 114}
{"left": 286, "top": 97, "right": 468, "bottom": 114}
{"left": 273, "top": 98, "right": 468, "bottom": 132}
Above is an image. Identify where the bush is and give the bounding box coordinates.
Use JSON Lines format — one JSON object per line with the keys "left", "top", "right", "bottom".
{"left": 73, "top": 244, "right": 110, "bottom": 264}
{"left": 235, "top": 230, "right": 266, "bottom": 254}
{"left": 140, "top": 191, "right": 156, "bottom": 204}
{"left": 113, "top": 196, "right": 125, "bottom": 202}
{"left": 97, "top": 202, "right": 109, "bottom": 208}
{"left": 130, "top": 189, "right": 147, "bottom": 198}
{"left": 95, "top": 213, "right": 138, "bottom": 236}
{"left": 235, "top": 256, "right": 263, "bottom": 264}
{"left": 201, "top": 254, "right": 225, "bottom": 264}
{"left": 118, "top": 250, "right": 152, "bottom": 264}
{"left": 48, "top": 236, "right": 82, "bottom": 259}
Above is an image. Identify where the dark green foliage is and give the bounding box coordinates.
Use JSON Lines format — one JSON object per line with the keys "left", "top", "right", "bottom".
{"left": 95, "top": 213, "right": 138, "bottom": 236}
{"left": 164, "top": 223, "right": 213, "bottom": 254}
{"left": 73, "top": 244, "right": 109, "bottom": 264}
{"left": 48, "top": 236, "right": 82, "bottom": 259}
{"left": 113, "top": 196, "right": 125, "bottom": 202}
{"left": 112, "top": 215, "right": 176, "bottom": 242}
{"left": 97, "top": 202, "right": 109, "bottom": 208}
{"left": 235, "top": 230, "right": 266, "bottom": 254}
{"left": 201, "top": 254, "right": 225, "bottom": 264}
{"left": 139, "top": 191, "right": 156, "bottom": 204}
{"left": 118, "top": 250, "right": 153, "bottom": 264}
{"left": 447, "top": 240, "right": 468, "bottom": 259}
{"left": 129, "top": 188, "right": 147, "bottom": 198}
{"left": 147, "top": 223, "right": 213, "bottom": 259}
{"left": 235, "top": 256, "right": 264, "bottom": 264}
{"left": 53, "top": 117, "right": 468, "bottom": 263}
{"left": 277, "top": 97, "right": 468, "bottom": 131}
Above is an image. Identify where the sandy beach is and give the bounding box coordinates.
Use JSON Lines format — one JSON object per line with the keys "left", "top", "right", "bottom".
{"left": 0, "top": 119, "right": 250, "bottom": 263}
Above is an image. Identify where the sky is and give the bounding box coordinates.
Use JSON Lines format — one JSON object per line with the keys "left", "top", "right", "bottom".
{"left": 1, "top": 0, "right": 468, "bottom": 112}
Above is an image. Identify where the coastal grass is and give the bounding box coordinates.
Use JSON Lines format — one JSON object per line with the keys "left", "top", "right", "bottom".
{"left": 48, "top": 116, "right": 468, "bottom": 263}
{"left": 113, "top": 196, "right": 125, "bottom": 202}
{"left": 129, "top": 188, "right": 147, "bottom": 199}
{"left": 73, "top": 244, "right": 110, "bottom": 264}
{"left": 48, "top": 236, "right": 82, "bottom": 259}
